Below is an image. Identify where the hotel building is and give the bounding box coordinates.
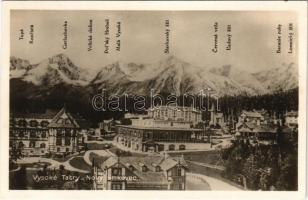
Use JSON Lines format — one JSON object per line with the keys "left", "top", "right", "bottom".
{"left": 115, "top": 106, "right": 210, "bottom": 152}
{"left": 9, "top": 106, "right": 89, "bottom": 156}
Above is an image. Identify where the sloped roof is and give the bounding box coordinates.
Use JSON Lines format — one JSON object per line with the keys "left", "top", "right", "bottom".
{"left": 126, "top": 156, "right": 163, "bottom": 172}
{"left": 238, "top": 122, "right": 277, "bottom": 133}
{"left": 48, "top": 107, "right": 90, "bottom": 128}
{"left": 98, "top": 155, "right": 187, "bottom": 185}
{"left": 131, "top": 171, "right": 168, "bottom": 184}
{"left": 100, "top": 155, "right": 187, "bottom": 172}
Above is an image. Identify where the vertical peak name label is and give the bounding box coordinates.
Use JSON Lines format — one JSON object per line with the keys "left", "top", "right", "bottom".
{"left": 226, "top": 24, "right": 232, "bottom": 51}
{"left": 212, "top": 22, "right": 218, "bottom": 53}
{"left": 275, "top": 23, "right": 294, "bottom": 54}
{"left": 16, "top": 25, "right": 34, "bottom": 44}
{"left": 104, "top": 19, "right": 110, "bottom": 54}
{"left": 164, "top": 19, "right": 170, "bottom": 54}
{"left": 29, "top": 25, "right": 34, "bottom": 44}
{"left": 88, "top": 19, "right": 93, "bottom": 52}
{"left": 288, "top": 23, "right": 294, "bottom": 54}
{"left": 276, "top": 24, "right": 282, "bottom": 54}
{"left": 63, "top": 21, "right": 68, "bottom": 49}
{"left": 116, "top": 21, "right": 122, "bottom": 52}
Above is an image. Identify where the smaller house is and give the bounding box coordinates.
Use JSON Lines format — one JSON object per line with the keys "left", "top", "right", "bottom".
{"left": 92, "top": 155, "right": 187, "bottom": 190}
{"left": 236, "top": 122, "right": 278, "bottom": 145}
{"left": 238, "top": 110, "right": 267, "bottom": 125}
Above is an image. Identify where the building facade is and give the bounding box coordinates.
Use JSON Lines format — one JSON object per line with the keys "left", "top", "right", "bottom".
{"left": 235, "top": 110, "right": 293, "bottom": 145}
{"left": 10, "top": 107, "right": 89, "bottom": 157}
{"left": 238, "top": 110, "right": 269, "bottom": 125}
{"left": 147, "top": 106, "right": 202, "bottom": 126}
{"left": 9, "top": 111, "right": 56, "bottom": 156}
{"left": 48, "top": 107, "right": 89, "bottom": 154}
{"left": 115, "top": 106, "right": 209, "bottom": 152}
{"left": 92, "top": 155, "right": 187, "bottom": 190}
{"left": 235, "top": 122, "right": 278, "bottom": 145}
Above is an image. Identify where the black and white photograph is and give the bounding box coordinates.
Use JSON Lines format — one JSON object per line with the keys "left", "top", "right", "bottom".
{"left": 1, "top": 2, "right": 306, "bottom": 198}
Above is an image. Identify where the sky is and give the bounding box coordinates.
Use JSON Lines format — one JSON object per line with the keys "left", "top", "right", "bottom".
{"left": 11, "top": 10, "right": 298, "bottom": 72}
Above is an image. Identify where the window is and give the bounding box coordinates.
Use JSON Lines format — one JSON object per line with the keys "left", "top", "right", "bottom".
{"left": 40, "top": 143, "right": 46, "bottom": 148}
{"left": 56, "top": 138, "right": 62, "bottom": 146}
{"left": 129, "top": 166, "right": 134, "bottom": 172}
{"left": 177, "top": 168, "right": 182, "bottom": 176}
{"left": 18, "top": 141, "right": 24, "bottom": 148}
{"left": 40, "top": 121, "right": 49, "bottom": 127}
{"left": 65, "top": 137, "right": 71, "bottom": 146}
{"left": 65, "top": 131, "right": 72, "bottom": 137}
{"left": 65, "top": 119, "right": 71, "bottom": 124}
{"left": 168, "top": 144, "right": 175, "bottom": 151}
{"left": 142, "top": 166, "right": 147, "bottom": 172}
{"left": 29, "top": 140, "right": 36, "bottom": 148}
{"left": 57, "top": 147, "right": 60, "bottom": 152}
{"left": 41, "top": 132, "right": 46, "bottom": 138}
{"left": 18, "top": 132, "right": 24, "bottom": 138}
{"left": 155, "top": 166, "right": 161, "bottom": 172}
{"left": 18, "top": 120, "right": 27, "bottom": 127}
{"left": 30, "top": 131, "right": 36, "bottom": 138}
{"left": 29, "top": 120, "right": 38, "bottom": 127}
{"left": 66, "top": 148, "right": 70, "bottom": 152}
{"left": 179, "top": 144, "right": 186, "bottom": 150}
{"left": 112, "top": 168, "right": 122, "bottom": 176}
{"left": 111, "top": 183, "right": 122, "bottom": 190}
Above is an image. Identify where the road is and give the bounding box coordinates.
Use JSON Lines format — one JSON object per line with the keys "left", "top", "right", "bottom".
{"left": 16, "top": 157, "right": 89, "bottom": 173}
{"left": 187, "top": 173, "right": 242, "bottom": 191}
{"left": 83, "top": 149, "right": 115, "bottom": 166}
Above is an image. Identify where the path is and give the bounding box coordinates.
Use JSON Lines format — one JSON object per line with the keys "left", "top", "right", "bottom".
{"left": 186, "top": 173, "right": 211, "bottom": 190}
{"left": 16, "top": 157, "right": 89, "bottom": 173}
{"left": 83, "top": 149, "right": 115, "bottom": 166}
{"left": 187, "top": 173, "right": 242, "bottom": 191}
{"left": 186, "top": 160, "right": 225, "bottom": 171}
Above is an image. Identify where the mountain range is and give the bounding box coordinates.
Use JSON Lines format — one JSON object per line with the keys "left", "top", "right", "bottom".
{"left": 10, "top": 54, "right": 298, "bottom": 97}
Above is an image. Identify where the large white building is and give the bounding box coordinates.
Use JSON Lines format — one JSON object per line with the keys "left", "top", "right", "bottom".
{"left": 147, "top": 106, "right": 202, "bottom": 126}
{"left": 115, "top": 106, "right": 209, "bottom": 152}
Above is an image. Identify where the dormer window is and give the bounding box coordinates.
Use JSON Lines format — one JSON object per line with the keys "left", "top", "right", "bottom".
{"left": 40, "top": 120, "right": 49, "bottom": 127}
{"left": 177, "top": 167, "right": 182, "bottom": 176}
{"left": 29, "top": 120, "right": 38, "bottom": 127}
{"left": 155, "top": 166, "right": 161, "bottom": 172}
{"left": 18, "top": 120, "right": 27, "bottom": 127}
{"left": 129, "top": 166, "right": 134, "bottom": 172}
{"left": 65, "top": 119, "right": 71, "bottom": 125}
{"left": 112, "top": 168, "right": 122, "bottom": 176}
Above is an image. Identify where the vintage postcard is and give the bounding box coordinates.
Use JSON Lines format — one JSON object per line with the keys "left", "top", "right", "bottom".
{"left": 0, "top": 1, "right": 307, "bottom": 200}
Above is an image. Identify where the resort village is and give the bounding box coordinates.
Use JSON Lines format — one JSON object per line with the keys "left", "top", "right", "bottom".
{"left": 9, "top": 104, "right": 298, "bottom": 190}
